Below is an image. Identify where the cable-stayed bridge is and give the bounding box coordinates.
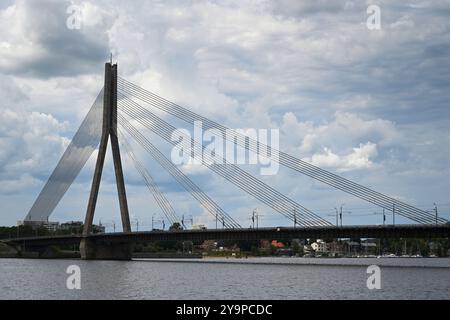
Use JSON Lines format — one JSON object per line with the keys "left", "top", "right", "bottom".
{"left": 3, "top": 62, "right": 449, "bottom": 259}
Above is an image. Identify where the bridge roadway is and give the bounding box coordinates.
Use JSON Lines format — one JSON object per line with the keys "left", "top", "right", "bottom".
{"left": 3, "top": 224, "right": 450, "bottom": 249}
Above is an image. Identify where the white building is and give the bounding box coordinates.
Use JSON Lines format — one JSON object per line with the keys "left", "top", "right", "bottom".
{"left": 311, "top": 239, "right": 328, "bottom": 253}
{"left": 17, "top": 220, "right": 60, "bottom": 231}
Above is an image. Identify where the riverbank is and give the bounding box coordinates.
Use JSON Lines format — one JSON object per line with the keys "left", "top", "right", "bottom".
{"left": 133, "top": 256, "right": 450, "bottom": 269}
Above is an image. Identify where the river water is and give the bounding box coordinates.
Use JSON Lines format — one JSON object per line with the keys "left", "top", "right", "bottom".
{"left": 0, "top": 257, "right": 449, "bottom": 299}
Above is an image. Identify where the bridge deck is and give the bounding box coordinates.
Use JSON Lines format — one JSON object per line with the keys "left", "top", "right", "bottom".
{"left": 2, "top": 225, "right": 449, "bottom": 249}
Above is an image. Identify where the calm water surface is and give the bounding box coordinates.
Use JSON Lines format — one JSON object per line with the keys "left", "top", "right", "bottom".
{"left": 0, "top": 257, "right": 449, "bottom": 299}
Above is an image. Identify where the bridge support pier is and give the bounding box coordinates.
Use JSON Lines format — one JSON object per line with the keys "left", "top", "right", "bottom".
{"left": 79, "top": 62, "right": 132, "bottom": 261}
{"left": 80, "top": 237, "right": 132, "bottom": 260}
{"left": 82, "top": 62, "right": 131, "bottom": 236}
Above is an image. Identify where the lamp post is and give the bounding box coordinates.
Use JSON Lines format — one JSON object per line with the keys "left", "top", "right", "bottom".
{"left": 392, "top": 204, "right": 396, "bottom": 226}
{"left": 215, "top": 210, "right": 218, "bottom": 229}
{"left": 434, "top": 203, "right": 438, "bottom": 225}
{"left": 251, "top": 209, "right": 256, "bottom": 229}
{"left": 293, "top": 208, "right": 297, "bottom": 229}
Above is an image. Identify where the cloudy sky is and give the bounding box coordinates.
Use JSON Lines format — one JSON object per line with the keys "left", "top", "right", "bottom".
{"left": 0, "top": 0, "right": 449, "bottom": 229}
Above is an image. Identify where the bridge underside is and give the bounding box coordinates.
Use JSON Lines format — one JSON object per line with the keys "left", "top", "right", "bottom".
{"left": 2, "top": 225, "right": 449, "bottom": 260}
{"left": 80, "top": 237, "right": 132, "bottom": 260}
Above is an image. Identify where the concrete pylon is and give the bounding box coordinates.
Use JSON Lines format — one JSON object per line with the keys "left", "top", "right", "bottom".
{"left": 80, "top": 62, "right": 132, "bottom": 260}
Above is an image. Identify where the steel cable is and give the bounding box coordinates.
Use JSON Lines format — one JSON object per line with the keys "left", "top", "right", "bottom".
{"left": 117, "top": 115, "right": 241, "bottom": 228}
{"left": 117, "top": 95, "right": 332, "bottom": 227}
{"left": 118, "top": 78, "right": 445, "bottom": 225}
{"left": 118, "top": 127, "right": 180, "bottom": 225}
{"left": 25, "top": 89, "right": 104, "bottom": 221}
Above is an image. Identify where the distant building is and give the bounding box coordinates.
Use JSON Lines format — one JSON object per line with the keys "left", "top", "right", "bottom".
{"left": 17, "top": 220, "right": 105, "bottom": 234}
{"left": 311, "top": 239, "right": 328, "bottom": 253}
{"left": 200, "top": 240, "right": 216, "bottom": 251}
{"left": 60, "top": 221, "right": 83, "bottom": 231}
{"left": 328, "top": 241, "right": 345, "bottom": 255}
{"left": 17, "top": 220, "right": 59, "bottom": 231}
{"left": 361, "top": 242, "right": 377, "bottom": 249}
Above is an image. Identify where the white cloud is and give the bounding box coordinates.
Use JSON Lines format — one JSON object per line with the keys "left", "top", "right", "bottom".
{"left": 305, "top": 142, "right": 378, "bottom": 172}
{"left": 0, "top": 0, "right": 111, "bottom": 78}
{"left": 280, "top": 111, "right": 399, "bottom": 157}
{"left": 0, "top": 108, "right": 68, "bottom": 181}
{"left": 0, "top": 173, "right": 40, "bottom": 194}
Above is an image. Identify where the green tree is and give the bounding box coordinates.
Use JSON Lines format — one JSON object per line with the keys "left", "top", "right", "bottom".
{"left": 293, "top": 241, "right": 304, "bottom": 256}
{"left": 169, "top": 222, "right": 183, "bottom": 231}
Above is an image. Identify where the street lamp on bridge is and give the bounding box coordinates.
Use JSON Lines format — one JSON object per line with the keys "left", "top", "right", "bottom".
{"left": 250, "top": 208, "right": 262, "bottom": 229}
{"left": 329, "top": 205, "right": 351, "bottom": 227}
{"left": 181, "top": 214, "right": 194, "bottom": 229}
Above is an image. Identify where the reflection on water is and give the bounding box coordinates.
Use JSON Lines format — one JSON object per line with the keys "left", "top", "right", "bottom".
{"left": 0, "top": 258, "right": 449, "bottom": 299}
